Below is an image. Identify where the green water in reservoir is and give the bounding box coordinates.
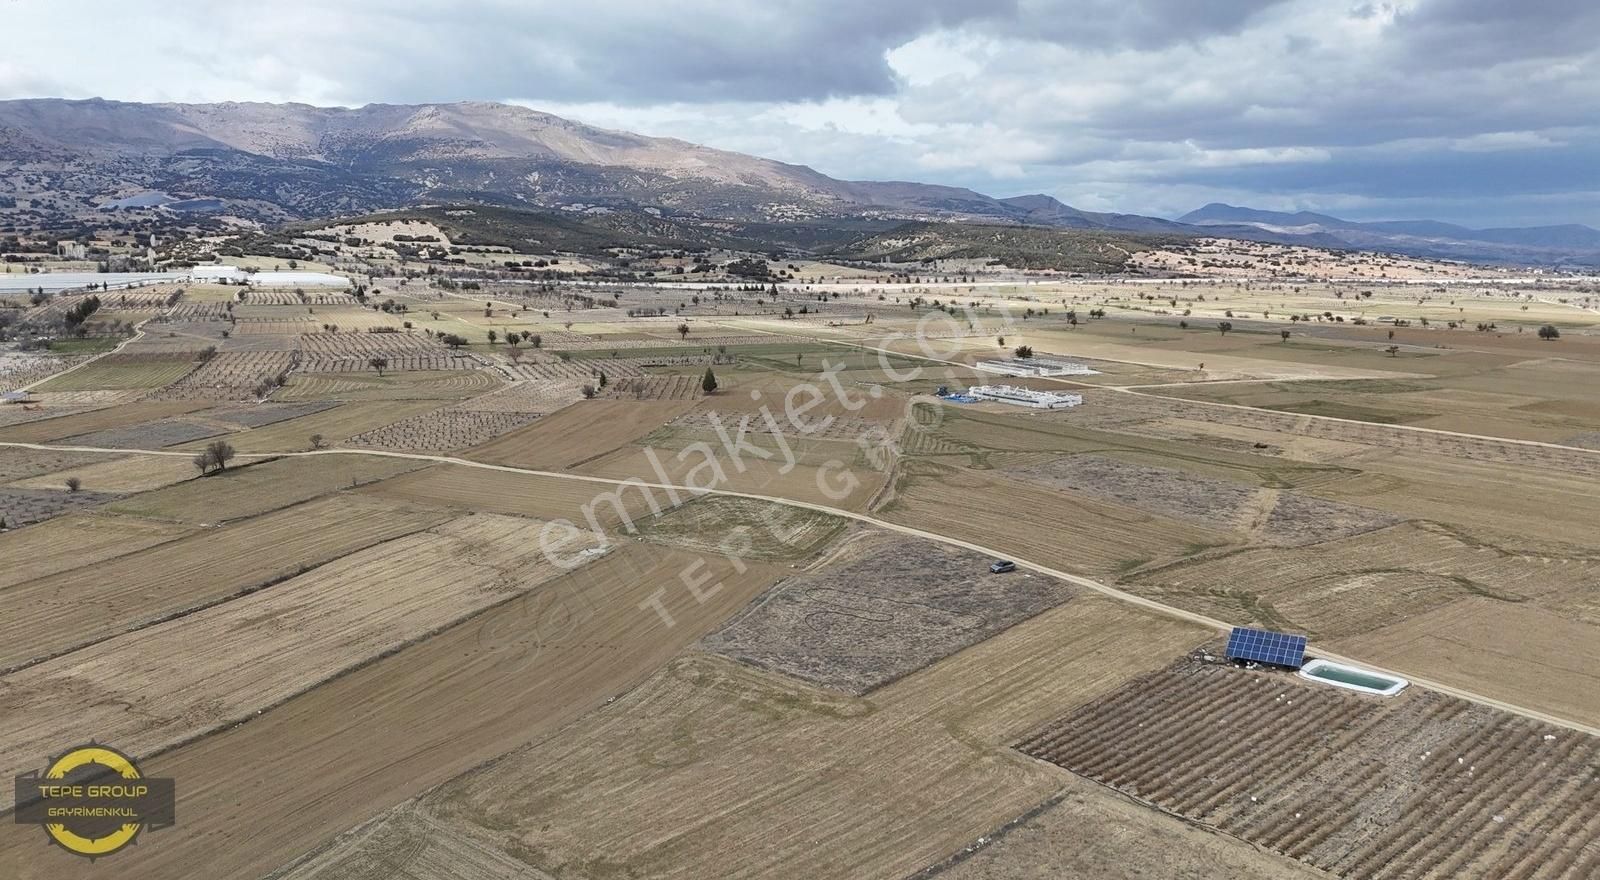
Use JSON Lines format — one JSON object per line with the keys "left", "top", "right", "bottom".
{"left": 1305, "top": 664, "right": 1399, "bottom": 691}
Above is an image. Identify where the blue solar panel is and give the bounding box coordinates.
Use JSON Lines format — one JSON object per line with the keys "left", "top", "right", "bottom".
{"left": 1224, "top": 626, "right": 1307, "bottom": 668}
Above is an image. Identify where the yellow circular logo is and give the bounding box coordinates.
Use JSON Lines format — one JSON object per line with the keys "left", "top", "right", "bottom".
{"left": 42, "top": 746, "right": 145, "bottom": 858}
{"left": 13, "top": 743, "right": 177, "bottom": 861}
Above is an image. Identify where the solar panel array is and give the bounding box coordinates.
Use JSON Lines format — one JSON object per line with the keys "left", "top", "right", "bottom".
{"left": 1224, "top": 626, "right": 1307, "bottom": 668}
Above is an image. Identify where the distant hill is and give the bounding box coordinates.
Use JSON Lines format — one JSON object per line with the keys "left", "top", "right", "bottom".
{"left": 1179, "top": 203, "right": 1600, "bottom": 264}
{"left": 827, "top": 222, "right": 1190, "bottom": 272}
{"left": 0, "top": 98, "right": 1057, "bottom": 226}
{"left": 2, "top": 98, "right": 1595, "bottom": 266}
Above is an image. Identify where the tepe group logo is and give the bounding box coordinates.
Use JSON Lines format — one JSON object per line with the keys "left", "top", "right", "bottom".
{"left": 13, "top": 743, "right": 176, "bottom": 860}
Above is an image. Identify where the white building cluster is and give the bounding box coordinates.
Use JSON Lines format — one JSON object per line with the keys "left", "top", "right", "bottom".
{"left": 966, "top": 384, "right": 1084, "bottom": 409}
{"left": 975, "top": 357, "right": 1096, "bottom": 377}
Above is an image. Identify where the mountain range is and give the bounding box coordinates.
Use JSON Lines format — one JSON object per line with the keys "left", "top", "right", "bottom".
{"left": 2, "top": 98, "right": 1596, "bottom": 266}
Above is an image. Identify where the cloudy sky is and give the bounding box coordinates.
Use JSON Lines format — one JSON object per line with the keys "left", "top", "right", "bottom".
{"left": 7, "top": 0, "right": 1598, "bottom": 226}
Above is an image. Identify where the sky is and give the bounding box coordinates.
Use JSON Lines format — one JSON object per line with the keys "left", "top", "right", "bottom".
{"left": 5, "top": 0, "right": 1598, "bottom": 227}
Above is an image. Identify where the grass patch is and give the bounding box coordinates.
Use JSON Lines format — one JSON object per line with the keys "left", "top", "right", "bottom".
{"left": 47, "top": 337, "right": 122, "bottom": 354}
{"left": 1263, "top": 399, "right": 1421, "bottom": 425}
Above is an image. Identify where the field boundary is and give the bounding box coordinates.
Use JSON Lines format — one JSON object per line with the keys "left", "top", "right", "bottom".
{"left": 3, "top": 437, "right": 1596, "bottom": 738}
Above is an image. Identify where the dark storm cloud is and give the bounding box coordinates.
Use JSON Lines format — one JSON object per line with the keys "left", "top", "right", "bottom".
{"left": 235, "top": 0, "right": 1013, "bottom": 106}
{"left": 1393, "top": 0, "right": 1600, "bottom": 65}
{"left": 986, "top": 0, "right": 1291, "bottom": 48}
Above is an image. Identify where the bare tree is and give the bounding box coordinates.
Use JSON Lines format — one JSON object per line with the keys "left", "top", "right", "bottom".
{"left": 65, "top": 476, "right": 82, "bottom": 492}
{"left": 369, "top": 356, "right": 388, "bottom": 376}
{"left": 194, "top": 439, "right": 237, "bottom": 475}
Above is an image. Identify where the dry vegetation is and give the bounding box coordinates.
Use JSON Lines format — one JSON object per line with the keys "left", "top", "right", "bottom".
{"left": 1020, "top": 655, "right": 1600, "bottom": 880}
{"left": 6, "top": 255, "right": 1600, "bottom": 880}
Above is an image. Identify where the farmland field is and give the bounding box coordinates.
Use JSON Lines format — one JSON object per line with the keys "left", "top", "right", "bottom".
{"left": 1019, "top": 655, "right": 1600, "bottom": 880}
{"left": 6, "top": 233, "right": 1600, "bottom": 880}
{"left": 271, "top": 596, "right": 1209, "bottom": 880}
{"left": 0, "top": 495, "right": 451, "bottom": 671}
{"left": 0, "top": 544, "right": 789, "bottom": 880}
{"left": 106, "top": 453, "right": 423, "bottom": 522}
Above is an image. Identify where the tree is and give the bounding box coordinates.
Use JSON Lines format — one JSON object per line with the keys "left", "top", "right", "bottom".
{"left": 581, "top": 383, "right": 598, "bottom": 399}
{"left": 1385, "top": 345, "right": 1400, "bottom": 357}
{"left": 1014, "top": 345, "right": 1034, "bottom": 359}
{"left": 1218, "top": 321, "right": 1233, "bottom": 336}
{"left": 487, "top": 330, "right": 498, "bottom": 345}
{"left": 369, "top": 356, "right": 388, "bottom": 376}
{"left": 1539, "top": 324, "right": 1561, "bottom": 341}
{"left": 677, "top": 322, "right": 690, "bottom": 340}
{"left": 529, "top": 333, "right": 542, "bottom": 349}
{"left": 193, "top": 440, "right": 236, "bottom": 475}
{"left": 65, "top": 476, "right": 81, "bottom": 492}
{"left": 598, "top": 372, "right": 607, "bottom": 388}
{"left": 309, "top": 433, "right": 325, "bottom": 449}
{"left": 702, "top": 367, "right": 719, "bottom": 394}
{"left": 997, "top": 336, "right": 1005, "bottom": 347}
{"left": 1281, "top": 330, "right": 1291, "bottom": 343}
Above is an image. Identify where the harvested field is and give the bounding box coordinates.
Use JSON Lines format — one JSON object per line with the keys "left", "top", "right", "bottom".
{"left": 0, "top": 514, "right": 592, "bottom": 812}
{"left": 1331, "top": 599, "right": 1600, "bottom": 728}
{"left": 883, "top": 463, "right": 1235, "bottom": 578}
{"left": 32, "top": 353, "right": 197, "bottom": 392}
{"left": 1018, "top": 655, "right": 1600, "bottom": 880}
{"left": 925, "top": 776, "right": 1323, "bottom": 880}
{"left": 466, "top": 399, "right": 697, "bottom": 469}
{"left": 201, "top": 400, "right": 341, "bottom": 428}
{"left": 579, "top": 442, "right": 890, "bottom": 512}
{"left": 276, "top": 369, "right": 499, "bottom": 401}
{"left": 0, "top": 546, "right": 787, "bottom": 880}
{"left": 344, "top": 408, "right": 541, "bottom": 451}
{"left": 603, "top": 374, "right": 701, "bottom": 399}
{"left": 290, "top": 597, "right": 1209, "bottom": 880}
{"left": 638, "top": 495, "right": 846, "bottom": 560}
{"left": 61, "top": 416, "right": 231, "bottom": 448}
{"left": 1126, "top": 520, "right": 1599, "bottom": 640}
{"left": 0, "top": 513, "right": 193, "bottom": 591}
{"left": 359, "top": 464, "right": 667, "bottom": 531}
{"left": 669, "top": 407, "right": 892, "bottom": 441}
{"left": 704, "top": 533, "right": 1073, "bottom": 693}
{"left": 0, "top": 400, "right": 212, "bottom": 443}
{"left": 0, "top": 494, "right": 451, "bottom": 671}
{"left": 107, "top": 454, "right": 423, "bottom": 523}
{"left": 0, "top": 486, "right": 114, "bottom": 528}
{"left": 1135, "top": 393, "right": 1600, "bottom": 478}
{"left": 6, "top": 453, "right": 198, "bottom": 493}
{"left": 1011, "top": 454, "right": 1400, "bottom": 544}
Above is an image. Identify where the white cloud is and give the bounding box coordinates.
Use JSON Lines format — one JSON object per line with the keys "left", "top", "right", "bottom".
{"left": 4, "top": 0, "right": 1597, "bottom": 225}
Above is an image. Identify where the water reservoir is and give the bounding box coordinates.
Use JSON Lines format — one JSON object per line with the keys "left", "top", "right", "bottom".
{"left": 1297, "top": 658, "right": 1407, "bottom": 696}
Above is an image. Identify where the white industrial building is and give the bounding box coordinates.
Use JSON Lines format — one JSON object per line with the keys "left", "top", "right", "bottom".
{"left": 966, "top": 384, "right": 1084, "bottom": 409}
{"left": 975, "top": 357, "right": 1096, "bottom": 377}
